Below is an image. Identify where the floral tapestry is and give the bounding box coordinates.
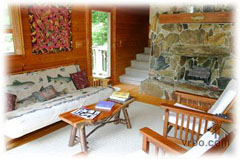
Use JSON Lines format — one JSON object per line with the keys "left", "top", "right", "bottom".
{"left": 29, "top": 5, "right": 72, "bottom": 54}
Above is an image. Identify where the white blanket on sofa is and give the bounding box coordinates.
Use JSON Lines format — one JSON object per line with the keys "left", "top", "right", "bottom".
{"left": 4, "top": 86, "right": 113, "bottom": 139}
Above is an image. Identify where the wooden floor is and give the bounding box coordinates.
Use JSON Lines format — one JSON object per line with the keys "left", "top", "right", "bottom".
{"left": 6, "top": 83, "right": 174, "bottom": 150}
{"left": 113, "top": 83, "right": 175, "bottom": 106}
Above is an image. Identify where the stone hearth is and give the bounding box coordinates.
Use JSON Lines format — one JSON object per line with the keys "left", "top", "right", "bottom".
{"left": 140, "top": 79, "right": 222, "bottom": 100}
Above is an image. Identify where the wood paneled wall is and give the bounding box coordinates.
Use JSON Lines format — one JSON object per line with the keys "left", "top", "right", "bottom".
{"left": 114, "top": 6, "right": 149, "bottom": 83}
{"left": 6, "top": 5, "right": 149, "bottom": 85}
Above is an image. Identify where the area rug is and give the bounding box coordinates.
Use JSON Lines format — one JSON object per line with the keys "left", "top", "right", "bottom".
{"left": 4, "top": 101, "right": 166, "bottom": 159}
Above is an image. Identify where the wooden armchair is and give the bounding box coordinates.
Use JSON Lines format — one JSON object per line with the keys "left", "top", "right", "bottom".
{"left": 162, "top": 104, "right": 233, "bottom": 147}
{"left": 140, "top": 127, "right": 234, "bottom": 157}
{"left": 162, "top": 79, "right": 237, "bottom": 147}
{"left": 88, "top": 76, "right": 111, "bottom": 87}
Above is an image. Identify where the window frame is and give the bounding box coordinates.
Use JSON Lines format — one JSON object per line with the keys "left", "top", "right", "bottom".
{"left": 3, "top": 4, "right": 25, "bottom": 57}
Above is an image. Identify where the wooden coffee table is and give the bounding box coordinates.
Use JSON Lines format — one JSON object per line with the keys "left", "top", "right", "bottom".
{"left": 59, "top": 98, "right": 134, "bottom": 153}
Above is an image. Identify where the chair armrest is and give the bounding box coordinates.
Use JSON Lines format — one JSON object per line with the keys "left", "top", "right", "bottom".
{"left": 139, "top": 127, "right": 187, "bottom": 154}
{"left": 161, "top": 104, "right": 233, "bottom": 123}
{"left": 88, "top": 76, "right": 111, "bottom": 87}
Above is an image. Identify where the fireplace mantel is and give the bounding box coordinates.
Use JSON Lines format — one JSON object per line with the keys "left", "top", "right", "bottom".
{"left": 167, "top": 45, "right": 230, "bottom": 57}
{"left": 158, "top": 12, "right": 232, "bottom": 24}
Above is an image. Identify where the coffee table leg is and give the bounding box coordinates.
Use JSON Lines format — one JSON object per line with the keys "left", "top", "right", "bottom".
{"left": 123, "top": 107, "right": 131, "bottom": 129}
{"left": 114, "top": 111, "right": 121, "bottom": 124}
{"left": 69, "top": 126, "right": 77, "bottom": 147}
{"left": 79, "top": 125, "right": 88, "bottom": 153}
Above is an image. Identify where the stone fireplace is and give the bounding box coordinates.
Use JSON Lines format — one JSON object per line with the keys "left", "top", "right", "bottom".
{"left": 140, "top": 5, "right": 235, "bottom": 100}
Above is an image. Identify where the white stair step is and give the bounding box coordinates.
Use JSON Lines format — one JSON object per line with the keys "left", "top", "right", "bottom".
{"left": 125, "top": 67, "right": 148, "bottom": 78}
{"left": 136, "top": 53, "right": 150, "bottom": 62}
{"left": 131, "top": 60, "right": 149, "bottom": 70}
{"left": 119, "top": 75, "right": 147, "bottom": 86}
{"left": 144, "top": 47, "right": 150, "bottom": 54}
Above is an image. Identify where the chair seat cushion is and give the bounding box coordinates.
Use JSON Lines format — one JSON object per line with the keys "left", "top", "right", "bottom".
{"left": 182, "top": 131, "right": 220, "bottom": 157}
{"left": 163, "top": 103, "right": 212, "bottom": 134}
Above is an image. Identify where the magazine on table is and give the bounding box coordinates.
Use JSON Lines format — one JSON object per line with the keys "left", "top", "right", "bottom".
{"left": 96, "top": 101, "right": 115, "bottom": 110}
{"left": 71, "top": 108, "right": 101, "bottom": 119}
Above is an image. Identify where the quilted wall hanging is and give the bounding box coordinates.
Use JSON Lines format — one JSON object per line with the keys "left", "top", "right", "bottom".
{"left": 29, "top": 5, "right": 73, "bottom": 54}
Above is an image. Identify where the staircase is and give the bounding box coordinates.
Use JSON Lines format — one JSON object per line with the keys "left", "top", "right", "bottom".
{"left": 119, "top": 47, "right": 150, "bottom": 85}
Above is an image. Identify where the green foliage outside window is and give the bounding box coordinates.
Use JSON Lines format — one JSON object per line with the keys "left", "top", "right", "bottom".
{"left": 91, "top": 11, "right": 109, "bottom": 46}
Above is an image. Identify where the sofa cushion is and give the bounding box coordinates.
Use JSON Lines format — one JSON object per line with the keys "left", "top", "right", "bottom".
{"left": 33, "top": 85, "right": 58, "bottom": 102}
{"left": 6, "top": 65, "right": 80, "bottom": 101}
{"left": 6, "top": 93, "right": 17, "bottom": 112}
{"left": 70, "top": 71, "right": 90, "bottom": 90}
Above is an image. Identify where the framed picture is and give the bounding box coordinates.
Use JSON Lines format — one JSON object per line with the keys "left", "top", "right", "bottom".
{"left": 29, "top": 5, "right": 73, "bottom": 54}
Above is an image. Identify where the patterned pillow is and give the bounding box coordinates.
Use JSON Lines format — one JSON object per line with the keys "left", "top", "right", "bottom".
{"left": 6, "top": 93, "right": 17, "bottom": 112}
{"left": 70, "top": 71, "right": 90, "bottom": 90}
{"left": 17, "top": 95, "right": 38, "bottom": 106}
{"left": 33, "top": 85, "right": 58, "bottom": 102}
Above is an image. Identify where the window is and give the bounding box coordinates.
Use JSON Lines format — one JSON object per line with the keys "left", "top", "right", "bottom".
{"left": 3, "top": 4, "right": 24, "bottom": 55}
{"left": 3, "top": 4, "right": 14, "bottom": 53}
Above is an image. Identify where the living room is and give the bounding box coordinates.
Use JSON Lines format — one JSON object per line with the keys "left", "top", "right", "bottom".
{"left": 2, "top": 1, "right": 238, "bottom": 159}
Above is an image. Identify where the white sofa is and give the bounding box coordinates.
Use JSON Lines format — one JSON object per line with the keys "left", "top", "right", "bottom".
{"left": 5, "top": 65, "right": 113, "bottom": 139}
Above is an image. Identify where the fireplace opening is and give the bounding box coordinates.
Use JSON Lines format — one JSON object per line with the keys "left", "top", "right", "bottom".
{"left": 185, "top": 66, "right": 211, "bottom": 84}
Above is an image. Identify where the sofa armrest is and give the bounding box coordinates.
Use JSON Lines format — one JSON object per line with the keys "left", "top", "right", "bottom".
{"left": 88, "top": 76, "right": 111, "bottom": 87}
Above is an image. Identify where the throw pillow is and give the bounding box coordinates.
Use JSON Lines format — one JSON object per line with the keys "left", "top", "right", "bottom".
{"left": 33, "top": 85, "right": 58, "bottom": 102}
{"left": 17, "top": 95, "right": 38, "bottom": 106}
{"left": 6, "top": 93, "right": 17, "bottom": 112}
{"left": 70, "top": 71, "right": 90, "bottom": 90}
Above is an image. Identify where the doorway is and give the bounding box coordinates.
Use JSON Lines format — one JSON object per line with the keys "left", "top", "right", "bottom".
{"left": 91, "top": 10, "right": 111, "bottom": 78}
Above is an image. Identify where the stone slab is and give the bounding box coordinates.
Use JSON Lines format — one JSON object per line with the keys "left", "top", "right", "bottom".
{"left": 140, "top": 79, "right": 222, "bottom": 100}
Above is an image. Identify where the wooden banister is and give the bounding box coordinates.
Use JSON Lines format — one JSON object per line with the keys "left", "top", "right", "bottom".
{"left": 88, "top": 76, "right": 111, "bottom": 87}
